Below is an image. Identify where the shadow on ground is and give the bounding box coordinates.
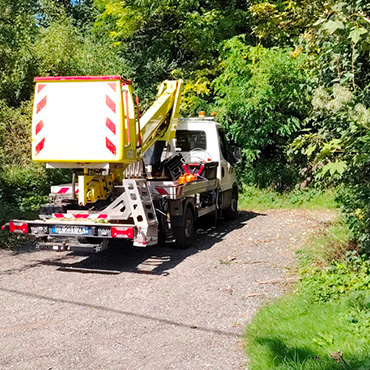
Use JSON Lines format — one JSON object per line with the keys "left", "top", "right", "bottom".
{"left": 10, "top": 211, "right": 262, "bottom": 276}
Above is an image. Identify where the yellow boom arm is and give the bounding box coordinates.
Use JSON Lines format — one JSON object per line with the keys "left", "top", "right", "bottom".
{"left": 139, "top": 80, "right": 183, "bottom": 156}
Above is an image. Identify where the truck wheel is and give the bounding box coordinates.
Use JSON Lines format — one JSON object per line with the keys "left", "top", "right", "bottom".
{"left": 172, "top": 206, "right": 195, "bottom": 249}
{"left": 223, "top": 187, "right": 238, "bottom": 220}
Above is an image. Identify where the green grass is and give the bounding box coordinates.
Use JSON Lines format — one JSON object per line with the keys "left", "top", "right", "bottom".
{"left": 297, "top": 219, "right": 351, "bottom": 268}
{"left": 246, "top": 295, "right": 370, "bottom": 370}
{"left": 239, "top": 186, "right": 337, "bottom": 211}
{"left": 245, "top": 219, "right": 370, "bottom": 370}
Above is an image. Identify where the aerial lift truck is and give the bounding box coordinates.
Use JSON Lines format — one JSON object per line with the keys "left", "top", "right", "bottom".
{"left": 4, "top": 76, "right": 240, "bottom": 251}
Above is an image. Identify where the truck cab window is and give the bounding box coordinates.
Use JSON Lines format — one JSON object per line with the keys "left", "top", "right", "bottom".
{"left": 176, "top": 130, "right": 207, "bottom": 151}
{"left": 218, "top": 129, "right": 229, "bottom": 161}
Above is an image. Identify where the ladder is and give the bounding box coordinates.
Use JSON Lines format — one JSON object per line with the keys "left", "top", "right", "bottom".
{"left": 122, "top": 179, "right": 158, "bottom": 247}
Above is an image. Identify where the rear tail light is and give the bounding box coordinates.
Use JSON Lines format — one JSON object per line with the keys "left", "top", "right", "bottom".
{"left": 111, "top": 227, "right": 134, "bottom": 239}
{"left": 9, "top": 222, "right": 28, "bottom": 234}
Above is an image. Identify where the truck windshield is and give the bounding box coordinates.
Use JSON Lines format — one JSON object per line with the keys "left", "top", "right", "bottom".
{"left": 176, "top": 130, "right": 207, "bottom": 151}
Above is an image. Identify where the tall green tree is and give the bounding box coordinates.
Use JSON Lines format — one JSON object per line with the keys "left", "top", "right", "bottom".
{"left": 0, "top": 0, "right": 40, "bottom": 106}
{"left": 94, "top": 0, "right": 251, "bottom": 102}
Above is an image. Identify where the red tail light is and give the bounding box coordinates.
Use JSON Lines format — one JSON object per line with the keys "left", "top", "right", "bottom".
{"left": 111, "top": 227, "right": 134, "bottom": 239}
{"left": 9, "top": 222, "right": 28, "bottom": 234}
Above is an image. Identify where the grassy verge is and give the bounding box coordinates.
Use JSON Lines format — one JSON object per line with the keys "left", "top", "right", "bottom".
{"left": 245, "top": 219, "right": 370, "bottom": 370}
{"left": 239, "top": 187, "right": 337, "bottom": 211}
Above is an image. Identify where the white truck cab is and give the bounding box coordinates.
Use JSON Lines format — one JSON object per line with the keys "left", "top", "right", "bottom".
{"left": 175, "top": 117, "right": 240, "bottom": 218}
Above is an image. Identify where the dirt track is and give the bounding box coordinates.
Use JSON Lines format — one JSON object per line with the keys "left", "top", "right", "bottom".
{"left": 0, "top": 210, "right": 334, "bottom": 370}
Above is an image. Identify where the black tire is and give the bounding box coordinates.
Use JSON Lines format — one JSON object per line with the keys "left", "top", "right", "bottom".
{"left": 223, "top": 187, "right": 238, "bottom": 220}
{"left": 172, "top": 206, "right": 195, "bottom": 249}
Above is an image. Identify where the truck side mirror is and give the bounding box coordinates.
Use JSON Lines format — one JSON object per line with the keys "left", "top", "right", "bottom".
{"left": 233, "top": 147, "right": 242, "bottom": 163}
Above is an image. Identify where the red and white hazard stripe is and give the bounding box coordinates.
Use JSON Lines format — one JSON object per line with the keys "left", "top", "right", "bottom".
{"left": 51, "top": 185, "right": 79, "bottom": 195}
{"left": 52, "top": 213, "right": 109, "bottom": 220}
{"left": 105, "top": 81, "right": 119, "bottom": 156}
{"left": 152, "top": 186, "right": 184, "bottom": 198}
{"left": 34, "top": 83, "right": 48, "bottom": 156}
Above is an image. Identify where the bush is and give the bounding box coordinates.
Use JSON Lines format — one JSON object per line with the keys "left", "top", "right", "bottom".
{"left": 337, "top": 179, "right": 370, "bottom": 253}
{"left": 213, "top": 37, "right": 310, "bottom": 162}
{"left": 240, "top": 158, "right": 302, "bottom": 191}
{"left": 301, "top": 251, "right": 370, "bottom": 302}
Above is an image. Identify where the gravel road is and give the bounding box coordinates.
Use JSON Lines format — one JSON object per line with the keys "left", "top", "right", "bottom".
{"left": 0, "top": 209, "right": 334, "bottom": 370}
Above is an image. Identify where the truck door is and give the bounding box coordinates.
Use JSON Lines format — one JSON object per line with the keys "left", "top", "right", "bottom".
{"left": 218, "top": 128, "right": 236, "bottom": 206}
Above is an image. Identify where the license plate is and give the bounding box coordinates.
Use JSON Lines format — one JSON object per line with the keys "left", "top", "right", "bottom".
{"left": 52, "top": 225, "right": 88, "bottom": 235}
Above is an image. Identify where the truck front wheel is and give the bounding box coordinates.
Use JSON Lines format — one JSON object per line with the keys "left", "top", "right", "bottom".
{"left": 223, "top": 187, "right": 238, "bottom": 220}
{"left": 172, "top": 206, "right": 195, "bottom": 249}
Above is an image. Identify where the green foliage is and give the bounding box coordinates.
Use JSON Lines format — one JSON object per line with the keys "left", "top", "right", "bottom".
{"left": 180, "top": 70, "right": 214, "bottom": 117}
{"left": 0, "top": 163, "right": 70, "bottom": 214}
{"left": 34, "top": 20, "right": 83, "bottom": 76}
{"left": 0, "top": 99, "right": 32, "bottom": 166}
{"left": 239, "top": 158, "right": 302, "bottom": 191}
{"left": 0, "top": 0, "right": 39, "bottom": 106}
{"left": 249, "top": 0, "right": 328, "bottom": 47}
{"left": 287, "top": 85, "right": 365, "bottom": 182}
{"left": 307, "top": 1, "right": 370, "bottom": 89}
{"left": 34, "top": 19, "right": 128, "bottom": 77}
{"left": 302, "top": 251, "right": 370, "bottom": 302}
{"left": 282, "top": 0, "right": 370, "bottom": 250}
{"left": 297, "top": 219, "right": 370, "bottom": 305}
{"left": 213, "top": 37, "right": 310, "bottom": 162}
{"left": 94, "top": 0, "right": 251, "bottom": 103}
{"left": 337, "top": 181, "right": 370, "bottom": 252}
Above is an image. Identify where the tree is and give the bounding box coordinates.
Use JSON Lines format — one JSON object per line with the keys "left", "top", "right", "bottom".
{"left": 213, "top": 36, "right": 309, "bottom": 162}
{"left": 94, "top": 0, "right": 251, "bottom": 103}
{"left": 0, "top": 0, "right": 40, "bottom": 105}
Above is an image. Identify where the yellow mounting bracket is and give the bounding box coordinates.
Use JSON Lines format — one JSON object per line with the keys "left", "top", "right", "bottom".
{"left": 78, "top": 174, "right": 114, "bottom": 206}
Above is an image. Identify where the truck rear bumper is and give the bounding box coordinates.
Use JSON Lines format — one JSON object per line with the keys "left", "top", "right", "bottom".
{"left": 5, "top": 219, "right": 133, "bottom": 238}
{"left": 2, "top": 219, "right": 155, "bottom": 248}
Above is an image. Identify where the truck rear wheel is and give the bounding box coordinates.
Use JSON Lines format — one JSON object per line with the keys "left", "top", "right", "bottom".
{"left": 172, "top": 206, "right": 195, "bottom": 249}
{"left": 223, "top": 187, "right": 238, "bottom": 220}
